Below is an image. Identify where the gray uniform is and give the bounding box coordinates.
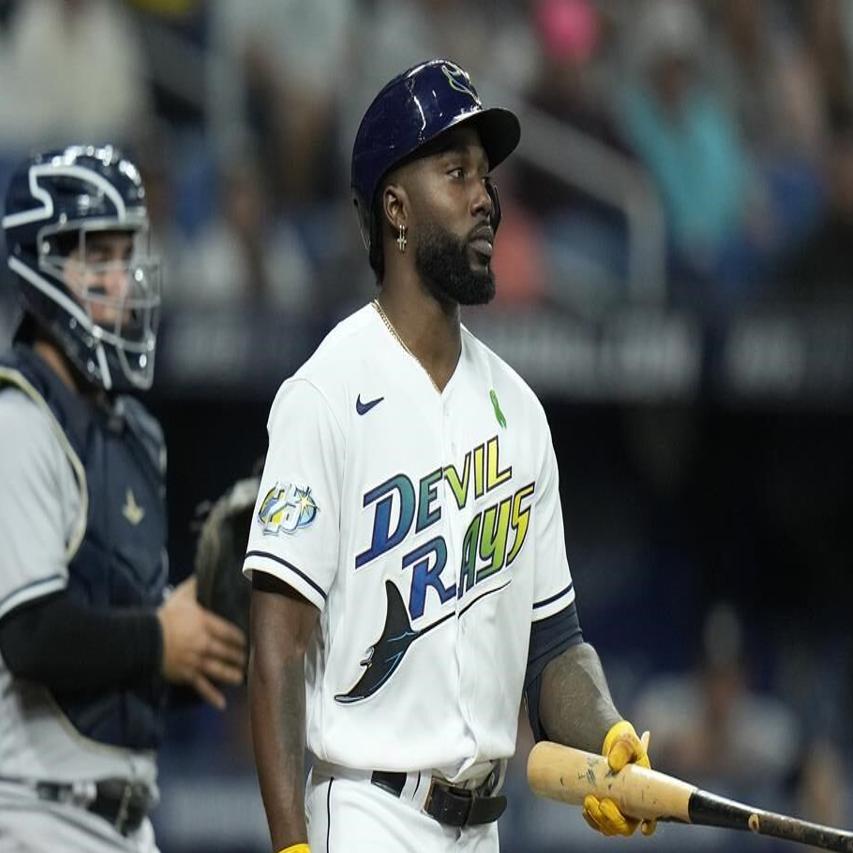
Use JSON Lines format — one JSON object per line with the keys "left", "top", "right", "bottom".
{"left": 0, "top": 385, "right": 159, "bottom": 853}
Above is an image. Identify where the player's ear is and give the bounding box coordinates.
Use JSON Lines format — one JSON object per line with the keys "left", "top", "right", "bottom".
{"left": 382, "top": 182, "right": 408, "bottom": 234}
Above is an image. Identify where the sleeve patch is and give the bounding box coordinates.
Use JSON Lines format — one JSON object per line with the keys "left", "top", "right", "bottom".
{"left": 257, "top": 482, "right": 318, "bottom": 535}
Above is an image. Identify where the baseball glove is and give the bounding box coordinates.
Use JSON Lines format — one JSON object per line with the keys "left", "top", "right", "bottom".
{"left": 194, "top": 476, "right": 260, "bottom": 641}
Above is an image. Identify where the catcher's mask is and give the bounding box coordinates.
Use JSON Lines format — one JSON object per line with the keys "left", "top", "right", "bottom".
{"left": 2, "top": 144, "right": 161, "bottom": 392}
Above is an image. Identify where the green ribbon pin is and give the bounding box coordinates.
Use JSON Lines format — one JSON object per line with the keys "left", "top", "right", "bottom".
{"left": 490, "top": 389, "right": 507, "bottom": 429}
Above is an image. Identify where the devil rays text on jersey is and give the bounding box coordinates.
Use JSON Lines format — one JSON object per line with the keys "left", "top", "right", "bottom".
{"left": 338, "top": 433, "right": 535, "bottom": 703}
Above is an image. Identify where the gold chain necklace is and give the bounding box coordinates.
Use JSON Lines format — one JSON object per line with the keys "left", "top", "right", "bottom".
{"left": 372, "top": 298, "right": 440, "bottom": 393}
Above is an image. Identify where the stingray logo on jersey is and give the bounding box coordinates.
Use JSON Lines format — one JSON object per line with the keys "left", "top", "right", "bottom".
{"left": 337, "top": 435, "right": 535, "bottom": 703}
{"left": 257, "top": 482, "right": 318, "bottom": 535}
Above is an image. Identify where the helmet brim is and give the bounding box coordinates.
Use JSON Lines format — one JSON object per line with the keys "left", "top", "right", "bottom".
{"left": 462, "top": 107, "right": 521, "bottom": 172}
{"left": 414, "top": 106, "right": 521, "bottom": 174}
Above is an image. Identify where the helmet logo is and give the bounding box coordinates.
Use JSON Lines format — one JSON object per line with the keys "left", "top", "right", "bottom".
{"left": 441, "top": 63, "right": 480, "bottom": 105}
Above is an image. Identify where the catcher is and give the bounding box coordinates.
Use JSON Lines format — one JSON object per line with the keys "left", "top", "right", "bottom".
{"left": 0, "top": 145, "right": 246, "bottom": 852}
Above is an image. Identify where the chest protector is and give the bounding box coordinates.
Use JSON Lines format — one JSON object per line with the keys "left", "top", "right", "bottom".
{"left": 0, "top": 345, "right": 168, "bottom": 750}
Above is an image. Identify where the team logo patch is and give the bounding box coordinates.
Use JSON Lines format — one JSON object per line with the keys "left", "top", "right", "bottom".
{"left": 122, "top": 488, "right": 145, "bottom": 526}
{"left": 441, "top": 63, "right": 480, "bottom": 104}
{"left": 258, "top": 482, "right": 318, "bottom": 535}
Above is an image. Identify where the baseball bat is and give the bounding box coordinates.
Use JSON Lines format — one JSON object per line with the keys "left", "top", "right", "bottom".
{"left": 527, "top": 741, "right": 853, "bottom": 852}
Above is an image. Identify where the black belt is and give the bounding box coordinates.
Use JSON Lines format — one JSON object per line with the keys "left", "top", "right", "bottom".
{"left": 370, "top": 770, "right": 507, "bottom": 828}
{"left": 1, "top": 776, "right": 151, "bottom": 836}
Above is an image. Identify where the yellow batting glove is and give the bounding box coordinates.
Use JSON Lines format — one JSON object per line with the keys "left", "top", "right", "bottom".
{"left": 582, "top": 721, "right": 657, "bottom": 838}
{"left": 277, "top": 845, "right": 310, "bottom": 853}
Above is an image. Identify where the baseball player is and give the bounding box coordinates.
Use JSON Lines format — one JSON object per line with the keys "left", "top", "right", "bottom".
{"left": 246, "top": 60, "right": 653, "bottom": 853}
{"left": 0, "top": 145, "right": 247, "bottom": 852}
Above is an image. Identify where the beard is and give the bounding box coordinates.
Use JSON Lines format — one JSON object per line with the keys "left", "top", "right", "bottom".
{"left": 414, "top": 221, "right": 495, "bottom": 306}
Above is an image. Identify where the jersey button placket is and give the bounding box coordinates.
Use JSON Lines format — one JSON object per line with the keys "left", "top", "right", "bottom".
{"left": 438, "top": 398, "right": 458, "bottom": 602}
{"left": 435, "top": 394, "right": 467, "bottom": 761}
{"left": 442, "top": 391, "right": 477, "bottom": 762}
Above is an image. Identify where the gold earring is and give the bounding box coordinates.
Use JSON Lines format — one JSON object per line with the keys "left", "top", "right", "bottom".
{"left": 397, "top": 224, "right": 407, "bottom": 252}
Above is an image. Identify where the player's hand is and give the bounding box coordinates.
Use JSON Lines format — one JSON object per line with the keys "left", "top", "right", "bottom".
{"left": 157, "top": 576, "right": 247, "bottom": 709}
{"left": 582, "top": 721, "right": 657, "bottom": 837}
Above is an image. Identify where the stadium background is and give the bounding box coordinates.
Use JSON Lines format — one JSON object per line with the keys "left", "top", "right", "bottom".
{"left": 0, "top": 1, "right": 851, "bottom": 850}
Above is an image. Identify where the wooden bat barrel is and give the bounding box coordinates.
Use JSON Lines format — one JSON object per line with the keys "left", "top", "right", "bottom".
{"left": 527, "top": 742, "right": 853, "bottom": 852}
{"left": 527, "top": 740, "right": 694, "bottom": 822}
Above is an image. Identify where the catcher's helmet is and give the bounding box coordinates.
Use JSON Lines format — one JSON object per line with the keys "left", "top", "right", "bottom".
{"left": 2, "top": 144, "right": 161, "bottom": 392}
{"left": 351, "top": 59, "right": 521, "bottom": 249}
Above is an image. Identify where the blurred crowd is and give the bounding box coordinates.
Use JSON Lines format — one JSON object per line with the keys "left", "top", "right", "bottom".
{"left": 1, "top": 0, "right": 852, "bottom": 322}
{"left": 0, "top": 2, "right": 851, "bottom": 851}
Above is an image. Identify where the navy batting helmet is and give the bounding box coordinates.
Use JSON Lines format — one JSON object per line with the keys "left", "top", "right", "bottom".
{"left": 351, "top": 59, "right": 521, "bottom": 250}
{"left": 2, "top": 145, "right": 161, "bottom": 392}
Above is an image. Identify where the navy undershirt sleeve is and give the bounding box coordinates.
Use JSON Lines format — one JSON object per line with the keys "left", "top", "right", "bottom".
{"left": 524, "top": 601, "right": 584, "bottom": 741}
{"left": 0, "top": 590, "right": 162, "bottom": 692}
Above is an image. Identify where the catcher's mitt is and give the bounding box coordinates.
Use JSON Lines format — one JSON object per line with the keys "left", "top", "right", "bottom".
{"left": 194, "top": 476, "right": 260, "bottom": 641}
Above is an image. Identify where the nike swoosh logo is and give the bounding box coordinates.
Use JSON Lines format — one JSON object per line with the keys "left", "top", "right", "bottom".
{"left": 356, "top": 394, "right": 384, "bottom": 415}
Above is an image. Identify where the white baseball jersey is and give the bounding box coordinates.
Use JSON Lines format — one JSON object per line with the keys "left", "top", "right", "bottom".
{"left": 244, "top": 303, "right": 574, "bottom": 784}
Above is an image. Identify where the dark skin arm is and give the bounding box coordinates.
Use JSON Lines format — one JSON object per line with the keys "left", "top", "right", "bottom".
{"left": 249, "top": 573, "right": 319, "bottom": 850}
{"left": 539, "top": 641, "right": 656, "bottom": 837}
{"left": 538, "top": 641, "right": 623, "bottom": 752}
